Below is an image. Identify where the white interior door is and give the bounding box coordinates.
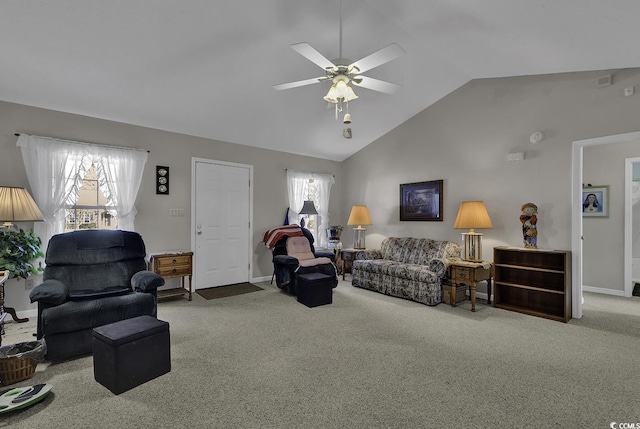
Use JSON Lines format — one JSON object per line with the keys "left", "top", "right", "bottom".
{"left": 193, "top": 159, "right": 252, "bottom": 289}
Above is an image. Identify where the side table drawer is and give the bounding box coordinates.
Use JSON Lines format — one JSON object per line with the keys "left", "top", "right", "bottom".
{"left": 155, "top": 255, "right": 191, "bottom": 267}
{"left": 451, "top": 267, "right": 472, "bottom": 282}
{"left": 156, "top": 265, "right": 191, "bottom": 277}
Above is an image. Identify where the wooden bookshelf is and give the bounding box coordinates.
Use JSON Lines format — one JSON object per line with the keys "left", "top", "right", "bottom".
{"left": 493, "top": 247, "right": 571, "bottom": 322}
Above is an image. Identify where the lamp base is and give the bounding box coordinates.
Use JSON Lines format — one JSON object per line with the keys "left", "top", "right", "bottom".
{"left": 461, "top": 232, "right": 483, "bottom": 262}
{"left": 353, "top": 227, "right": 367, "bottom": 249}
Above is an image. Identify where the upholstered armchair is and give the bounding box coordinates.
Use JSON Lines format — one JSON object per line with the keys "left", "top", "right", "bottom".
{"left": 29, "top": 230, "right": 164, "bottom": 361}
{"left": 269, "top": 226, "right": 338, "bottom": 294}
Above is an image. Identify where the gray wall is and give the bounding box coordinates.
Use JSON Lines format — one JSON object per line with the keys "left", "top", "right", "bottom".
{"left": 342, "top": 68, "right": 640, "bottom": 295}
{"left": 0, "top": 101, "right": 342, "bottom": 314}
{"left": 583, "top": 140, "right": 640, "bottom": 291}
{"left": 4, "top": 67, "right": 640, "bottom": 315}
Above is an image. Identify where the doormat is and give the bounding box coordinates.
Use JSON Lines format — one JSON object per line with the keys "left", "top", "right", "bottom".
{"left": 196, "top": 283, "right": 263, "bottom": 300}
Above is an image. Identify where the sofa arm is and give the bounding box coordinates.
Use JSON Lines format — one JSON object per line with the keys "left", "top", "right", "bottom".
{"left": 29, "top": 279, "right": 69, "bottom": 306}
{"left": 355, "top": 249, "right": 382, "bottom": 260}
{"left": 131, "top": 271, "right": 165, "bottom": 292}
{"left": 428, "top": 258, "right": 448, "bottom": 278}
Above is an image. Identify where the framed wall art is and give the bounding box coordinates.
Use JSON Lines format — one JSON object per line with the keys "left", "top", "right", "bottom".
{"left": 582, "top": 185, "right": 608, "bottom": 217}
{"left": 156, "top": 166, "right": 170, "bottom": 195}
{"left": 400, "top": 180, "right": 443, "bottom": 221}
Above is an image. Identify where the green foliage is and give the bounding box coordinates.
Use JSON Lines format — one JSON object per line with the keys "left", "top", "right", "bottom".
{"left": 0, "top": 228, "right": 44, "bottom": 279}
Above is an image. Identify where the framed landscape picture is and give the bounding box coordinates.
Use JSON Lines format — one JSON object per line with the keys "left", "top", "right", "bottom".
{"left": 582, "top": 185, "right": 608, "bottom": 217}
{"left": 400, "top": 180, "right": 443, "bottom": 221}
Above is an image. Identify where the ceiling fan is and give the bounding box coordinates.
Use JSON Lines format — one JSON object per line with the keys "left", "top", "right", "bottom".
{"left": 273, "top": 0, "right": 405, "bottom": 121}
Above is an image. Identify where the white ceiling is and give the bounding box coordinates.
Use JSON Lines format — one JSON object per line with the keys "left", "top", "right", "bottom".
{"left": 1, "top": 1, "right": 639, "bottom": 161}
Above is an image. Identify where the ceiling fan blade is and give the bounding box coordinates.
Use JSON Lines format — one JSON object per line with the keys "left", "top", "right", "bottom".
{"left": 349, "top": 43, "right": 405, "bottom": 74}
{"left": 273, "top": 76, "right": 328, "bottom": 91}
{"left": 351, "top": 76, "right": 402, "bottom": 94}
{"left": 291, "top": 42, "right": 337, "bottom": 71}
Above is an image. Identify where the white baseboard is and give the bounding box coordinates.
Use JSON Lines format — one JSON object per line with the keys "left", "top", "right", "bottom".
{"left": 582, "top": 285, "right": 625, "bottom": 296}
{"left": 251, "top": 275, "right": 272, "bottom": 283}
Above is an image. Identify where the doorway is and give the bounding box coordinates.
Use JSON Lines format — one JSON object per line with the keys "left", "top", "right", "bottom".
{"left": 572, "top": 131, "right": 640, "bottom": 319}
{"left": 191, "top": 158, "right": 253, "bottom": 289}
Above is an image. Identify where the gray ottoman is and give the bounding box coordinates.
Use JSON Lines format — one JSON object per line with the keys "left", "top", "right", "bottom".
{"left": 92, "top": 315, "right": 171, "bottom": 394}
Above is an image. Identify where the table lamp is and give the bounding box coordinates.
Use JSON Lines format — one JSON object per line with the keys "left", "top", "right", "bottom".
{"left": 347, "top": 205, "right": 372, "bottom": 249}
{"left": 453, "top": 201, "right": 493, "bottom": 261}
{"left": 0, "top": 186, "right": 44, "bottom": 229}
{"left": 298, "top": 200, "right": 318, "bottom": 228}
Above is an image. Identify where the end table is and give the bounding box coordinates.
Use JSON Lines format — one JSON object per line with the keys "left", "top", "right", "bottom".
{"left": 340, "top": 248, "right": 359, "bottom": 280}
{"left": 447, "top": 261, "right": 494, "bottom": 312}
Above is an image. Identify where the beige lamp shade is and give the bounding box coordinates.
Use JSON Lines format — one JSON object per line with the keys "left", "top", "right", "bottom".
{"left": 453, "top": 201, "right": 493, "bottom": 232}
{"left": 347, "top": 205, "right": 372, "bottom": 228}
{"left": 347, "top": 205, "right": 372, "bottom": 249}
{"left": 0, "top": 187, "right": 44, "bottom": 223}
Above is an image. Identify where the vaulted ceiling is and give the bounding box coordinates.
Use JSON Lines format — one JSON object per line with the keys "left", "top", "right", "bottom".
{"left": 1, "top": 1, "right": 639, "bottom": 161}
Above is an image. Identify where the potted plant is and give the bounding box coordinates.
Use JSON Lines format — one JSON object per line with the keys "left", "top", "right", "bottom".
{"left": 0, "top": 228, "right": 44, "bottom": 279}
{"left": 326, "top": 225, "right": 343, "bottom": 241}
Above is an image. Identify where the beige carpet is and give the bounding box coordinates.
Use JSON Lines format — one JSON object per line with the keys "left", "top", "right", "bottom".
{"left": 1, "top": 282, "right": 640, "bottom": 428}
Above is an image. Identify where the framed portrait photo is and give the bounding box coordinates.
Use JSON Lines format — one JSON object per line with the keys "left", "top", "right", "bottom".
{"left": 400, "top": 180, "right": 443, "bottom": 221}
{"left": 582, "top": 185, "right": 608, "bottom": 217}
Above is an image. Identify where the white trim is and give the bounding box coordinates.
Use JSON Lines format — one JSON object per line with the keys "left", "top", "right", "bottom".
{"left": 625, "top": 157, "right": 640, "bottom": 297}
{"left": 572, "top": 130, "right": 640, "bottom": 319}
{"left": 582, "top": 285, "right": 626, "bottom": 297}
{"left": 191, "top": 157, "right": 254, "bottom": 288}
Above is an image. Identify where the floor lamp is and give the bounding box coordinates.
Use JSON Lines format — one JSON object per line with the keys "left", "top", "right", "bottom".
{"left": 0, "top": 186, "right": 44, "bottom": 323}
{"left": 453, "top": 201, "right": 493, "bottom": 262}
{"left": 347, "top": 205, "right": 372, "bottom": 249}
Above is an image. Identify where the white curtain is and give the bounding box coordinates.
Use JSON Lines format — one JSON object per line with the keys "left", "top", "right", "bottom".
{"left": 17, "top": 134, "right": 147, "bottom": 250}
{"left": 286, "top": 169, "right": 335, "bottom": 248}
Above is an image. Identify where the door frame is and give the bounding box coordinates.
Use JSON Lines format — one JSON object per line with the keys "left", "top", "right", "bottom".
{"left": 191, "top": 157, "right": 254, "bottom": 288}
{"left": 625, "top": 156, "right": 640, "bottom": 296}
{"left": 572, "top": 130, "right": 640, "bottom": 319}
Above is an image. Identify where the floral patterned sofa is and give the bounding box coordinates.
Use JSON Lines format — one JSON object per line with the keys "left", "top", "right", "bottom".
{"left": 351, "top": 237, "right": 461, "bottom": 306}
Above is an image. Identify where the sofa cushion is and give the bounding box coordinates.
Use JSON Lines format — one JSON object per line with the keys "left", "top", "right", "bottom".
{"left": 352, "top": 259, "right": 398, "bottom": 276}
{"left": 386, "top": 263, "right": 440, "bottom": 283}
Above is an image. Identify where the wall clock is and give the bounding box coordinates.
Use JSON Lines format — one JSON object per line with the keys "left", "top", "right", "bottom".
{"left": 156, "top": 166, "right": 169, "bottom": 195}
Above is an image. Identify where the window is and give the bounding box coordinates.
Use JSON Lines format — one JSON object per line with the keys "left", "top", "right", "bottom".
{"left": 64, "top": 164, "right": 117, "bottom": 232}
{"left": 17, "top": 134, "right": 148, "bottom": 251}
{"left": 286, "top": 170, "right": 335, "bottom": 248}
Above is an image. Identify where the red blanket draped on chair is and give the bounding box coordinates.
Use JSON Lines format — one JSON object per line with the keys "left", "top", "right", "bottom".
{"left": 263, "top": 225, "right": 304, "bottom": 250}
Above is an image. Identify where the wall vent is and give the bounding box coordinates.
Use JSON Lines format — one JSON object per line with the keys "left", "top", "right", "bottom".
{"left": 597, "top": 74, "right": 612, "bottom": 88}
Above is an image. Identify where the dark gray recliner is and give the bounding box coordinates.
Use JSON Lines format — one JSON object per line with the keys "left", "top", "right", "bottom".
{"left": 29, "top": 230, "right": 164, "bottom": 361}
{"left": 272, "top": 227, "right": 338, "bottom": 294}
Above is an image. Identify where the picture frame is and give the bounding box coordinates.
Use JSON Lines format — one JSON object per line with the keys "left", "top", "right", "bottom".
{"left": 400, "top": 180, "right": 443, "bottom": 221}
{"left": 156, "top": 166, "right": 170, "bottom": 195}
{"left": 582, "top": 185, "right": 608, "bottom": 217}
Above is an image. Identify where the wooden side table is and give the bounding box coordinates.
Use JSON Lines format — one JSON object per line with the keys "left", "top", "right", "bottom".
{"left": 148, "top": 252, "right": 194, "bottom": 301}
{"left": 340, "top": 248, "right": 359, "bottom": 280}
{"left": 448, "top": 261, "right": 494, "bottom": 312}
